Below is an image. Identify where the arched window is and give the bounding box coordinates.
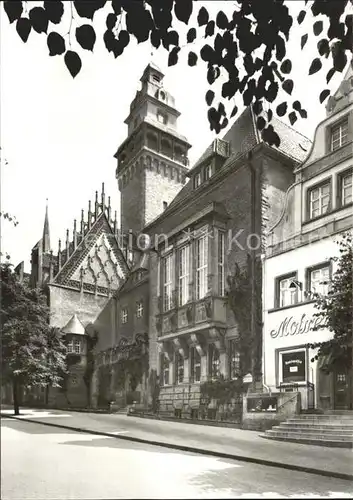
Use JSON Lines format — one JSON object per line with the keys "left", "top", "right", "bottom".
{"left": 147, "top": 132, "right": 158, "bottom": 151}
{"left": 161, "top": 138, "right": 172, "bottom": 158}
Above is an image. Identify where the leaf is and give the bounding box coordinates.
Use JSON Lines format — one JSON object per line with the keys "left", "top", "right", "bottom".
{"left": 187, "top": 27, "right": 196, "bottom": 43}
{"left": 326, "top": 68, "right": 335, "bottom": 83}
{"left": 75, "top": 25, "right": 96, "bottom": 51}
{"left": 103, "top": 29, "right": 115, "bottom": 53}
{"left": 174, "top": 0, "right": 193, "bottom": 25}
{"left": 252, "top": 100, "right": 263, "bottom": 115}
{"left": 288, "top": 111, "right": 297, "bottom": 125}
{"left": 297, "top": 10, "right": 306, "bottom": 24}
{"left": 168, "top": 46, "right": 180, "bottom": 67}
{"left": 118, "top": 30, "right": 130, "bottom": 48}
{"left": 301, "top": 33, "right": 308, "bottom": 49}
{"left": 313, "top": 20, "right": 323, "bottom": 36}
{"left": 64, "top": 51, "right": 82, "bottom": 78}
{"left": 230, "top": 105, "right": 238, "bottom": 118}
{"left": 150, "top": 29, "right": 161, "bottom": 49}
{"left": 265, "top": 81, "right": 278, "bottom": 103}
{"left": 112, "top": 0, "right": 121, "bottom": 15}
{"left": 73, "top": 0, "right": 106, "bottom": 20}
{"left": 188, "top": 51, "right": 197, "bottom": 66}
{"left": 309, "top": 58, "right": 322, "bottom": 75}
{"left": 267, "top": 109, "right": 273, "bottom": 122}
{"left": 317, "top": 38, "right": 330, "bottom": 57}
{"left": 299, "top": 108, "right": 308, "bottom": 119}
{"left": 282, "top": 79, "right": 293, "bottom": 95}
{"left": 216, "top": 11, "right": 228, "bottom": 30}
{"left": 4, "top": 0, "right": 23, "bottom": 24}
{"left": 256, "top": 116, "right": 266, "bottom": 131}
{"left": 44, "top": 1, "right": 64, "bottom": 24}
{"left": 332, "top": 42, "right": 347, "bottom": 72}
{"left": 293, "top": 101, "right": 302, "bottom": 112}
{"left": 205, "top": 90, "right": 215, "bottom": 106}
{"left": 106, "top": 13, "right": 117, "bottom": 30}
{"left": 276, "top": 102, "right": 287, "bottom": 117}
{"left": 280, "top": 59, "right": 292, "bottom": 74}
{"left": 319, "top": 89, "right": 330, "bottom": 103}
{"left": 47, "top": 32, "right": 65, "bottom": 56}
{"left": 29, "top": 7, "right": 48, "bottom": 34}
{"left": 205, "top": 20, "right": 215, "bottom": 38}
{"left": 197, "top": 6, "right": 209, "bottom": 26}
{"left": 16, "top": 17, "right": 31, "bottom": 43}
{"left": 167, "top": 30, "right": 179, "bottom": 47}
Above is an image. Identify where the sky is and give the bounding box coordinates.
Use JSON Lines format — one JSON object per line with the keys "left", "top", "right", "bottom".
{"left": 1, "top": 1, "right": 351, "bottom": 271}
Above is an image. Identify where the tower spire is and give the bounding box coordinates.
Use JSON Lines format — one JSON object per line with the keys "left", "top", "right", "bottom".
{"left": 42, "top": 198, "right": 51, "bottom": 253}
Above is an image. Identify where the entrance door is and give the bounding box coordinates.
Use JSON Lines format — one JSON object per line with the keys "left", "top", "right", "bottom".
{"left": 334, "top": 368, "right": 353, "bottom": 410}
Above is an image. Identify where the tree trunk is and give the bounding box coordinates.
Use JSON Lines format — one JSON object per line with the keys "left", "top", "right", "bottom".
{"left": 12, "top": 379, "right": 20, "bottom": 416}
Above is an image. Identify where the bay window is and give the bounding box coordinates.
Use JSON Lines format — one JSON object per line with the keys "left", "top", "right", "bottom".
{"left": 196, "top": 233, "right": 208, "bottom": 300}
{"left": 163, "top": 254, "right": 173, "bottom": 311}
{"left": 178, "top": 245, "right": 190, "bottom": 306}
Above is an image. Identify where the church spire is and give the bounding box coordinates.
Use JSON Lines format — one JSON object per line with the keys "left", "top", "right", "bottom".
{"left": 42, "top": 199, "right": 50, "bottom": 253}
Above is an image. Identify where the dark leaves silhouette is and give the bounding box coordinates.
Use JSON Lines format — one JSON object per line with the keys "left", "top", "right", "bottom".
{"left": 29, "top": 7, "right": 48, "bottom": 34}
{"left": 188, "top": 51, "right": 197, "bottom": 66}
{"left": 16, "top": 17, "right": 31, "bottom": 43}
{"left": 44, "top": 1, "right": 64, "bottom": 25}
{"left": 4, "top": 0, "right": 23, "bottom": 24}
{"left": 64, "top": 51, "right": 82, "bottom": 78}
{"left": 76, "top": 25, "right": 96, "bottom": 51}
{"left": 47, "top": 32, "right": 66, "bottom": 56}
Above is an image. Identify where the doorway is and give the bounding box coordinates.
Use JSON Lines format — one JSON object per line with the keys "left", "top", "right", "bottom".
{"left": 333, "top": 368, "right": 353, "bottom": 410}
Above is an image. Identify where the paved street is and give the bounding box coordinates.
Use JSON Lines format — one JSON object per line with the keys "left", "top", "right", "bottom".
{"left": 2, "top": 417, "right": 353, "bottom": 499}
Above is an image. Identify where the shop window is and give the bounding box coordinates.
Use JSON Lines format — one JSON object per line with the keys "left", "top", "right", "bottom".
{"left": 331, "top": 118, "right": 348, "bottom": 151}
{"left": 308, "top": 181, "right": 331, "bottom": 219}
{"left": 280, "top": 349, "right": 306, "bottom": 384}
{"left": 190, "top": 347, "right": 201, "bottom": 383}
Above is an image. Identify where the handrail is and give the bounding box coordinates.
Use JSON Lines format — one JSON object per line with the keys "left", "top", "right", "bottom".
{"left": 277, "top": 393, "right": 299, "bottom": 412}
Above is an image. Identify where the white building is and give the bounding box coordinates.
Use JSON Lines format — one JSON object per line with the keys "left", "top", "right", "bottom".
{"left": 263, "top": 65, "right": 353, "bottom": 411}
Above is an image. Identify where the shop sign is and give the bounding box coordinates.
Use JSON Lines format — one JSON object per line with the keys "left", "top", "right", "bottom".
{"left": 270, "top": 313, "right": 326, "bottom": 339}
{"left": 282, "top": 351, "right": 306, "bottom": 382}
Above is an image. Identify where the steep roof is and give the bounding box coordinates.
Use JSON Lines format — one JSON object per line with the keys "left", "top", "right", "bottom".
{"left": 61, "top": 314, "right": 85, "bottom": 335}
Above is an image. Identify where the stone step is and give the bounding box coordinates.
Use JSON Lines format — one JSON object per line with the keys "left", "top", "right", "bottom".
{"left": 324, "top": 410, "right": 353, "bottom": 415}
{"left": 288, "top": 417, "right": 353, "bottom": 424}
{"left": 265, "top": 429, "right": 353, "bottom": 441}
{"left": 271, "top": 425, "right": 353, "bottom": 436}
{"left": 279, "top": 422, "right": 353, "bottom": 430}
{"left": 295, "top": 414, "right": 353, "bottom": 419}
{"left": 260, "top": 434, "right": 353, "bottom": 448}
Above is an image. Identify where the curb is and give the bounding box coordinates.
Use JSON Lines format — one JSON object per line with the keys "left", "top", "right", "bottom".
{"left": 2, "top": 413, "right": 353, "bottom": 482}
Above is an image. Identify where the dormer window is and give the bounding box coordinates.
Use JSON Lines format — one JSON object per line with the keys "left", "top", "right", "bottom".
{"left": 153, "top": 74, "right": 161, "bottom": 83}
{"left": 204, "top": 164, "right": 212, "bottom": 181}
{"left": 194, "top": 172, "right": 201, "bottom": 189}
{"left": 331, "top": 118, "right": 348, "bottom": 151}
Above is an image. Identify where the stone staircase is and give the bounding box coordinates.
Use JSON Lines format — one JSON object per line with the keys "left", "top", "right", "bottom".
{"left": 261, "top": 410, "right": 353, "bottom": 448}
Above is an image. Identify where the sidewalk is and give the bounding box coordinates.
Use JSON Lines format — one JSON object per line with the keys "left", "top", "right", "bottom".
{"left": 1, "top": 407, "right": 352, "bottom": 480}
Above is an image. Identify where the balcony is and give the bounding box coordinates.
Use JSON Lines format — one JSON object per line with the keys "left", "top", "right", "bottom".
{"left": 156, "top": 295, "right": 227, "bottom": 338}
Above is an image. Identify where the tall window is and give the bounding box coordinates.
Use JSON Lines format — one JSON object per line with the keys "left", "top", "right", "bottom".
{"left": 277, "top": 276, "right": 297, "bottom": 308}
{"left": 229, "top": 339, "right": 240, "bottom": 379}
{"left": 331, "top": 119, "right": 348, "bottom": 151}
{"left": 309, "top": 182, "right": 330, "bottom": 219}
{"left": 196, "top": 233, "right": 208, "bottom": 300}
{"left": 194, "top": 172, "right": 201, "bottom": 189}
{"left": 309, "top": 265, "right": 330, "bottom": 296}
{"left": 121, "top": 308, "right": 128, "bottom": 324}
{"left": 190, "top": 347, "right": 201, "bottom": 383}
{"left": 209, "top": 344, "right": 220, "bottom": 379}
{"left": 136, "top": 301, "right": 144, "bottom": 318}
{"left": 218, "top": 231, "right": 225, "bottom": 296}
{"left": 74, "top": 339, "right": 81, "bottom": 354}
{"left": 176, "top": 353, "right": 184, "bottom": 384}
{"left": 161, "top": 355, "right": 170, "bottom": 386}
{"left": 67, "top": 339, "right": 73, "bottom": 353}
{"left": 178, "top": 245, "right": 190, "bottom": 306}
{"left": 157, "top": 111, "right": 168, "bottom": 125}
{"left": 341, "top": 171, "right": 353, "bottom": 206}
{"left": 204, "top": 164, "right": 212, "bottom": 181}
{"left": 163, "top": 254, "right": 173, "bottom": 311}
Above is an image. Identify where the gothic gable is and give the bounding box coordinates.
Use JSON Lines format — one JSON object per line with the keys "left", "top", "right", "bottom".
{"left": 53, "top": 213, "right": 128, "bottom": 295}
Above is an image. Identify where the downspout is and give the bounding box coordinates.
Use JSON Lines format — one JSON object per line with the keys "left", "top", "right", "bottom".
{"left": 246, "top": 151, "right": 258, "bottom": 393}
{"left": 261, "top": 252, "right": 269, "bottom": 395}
